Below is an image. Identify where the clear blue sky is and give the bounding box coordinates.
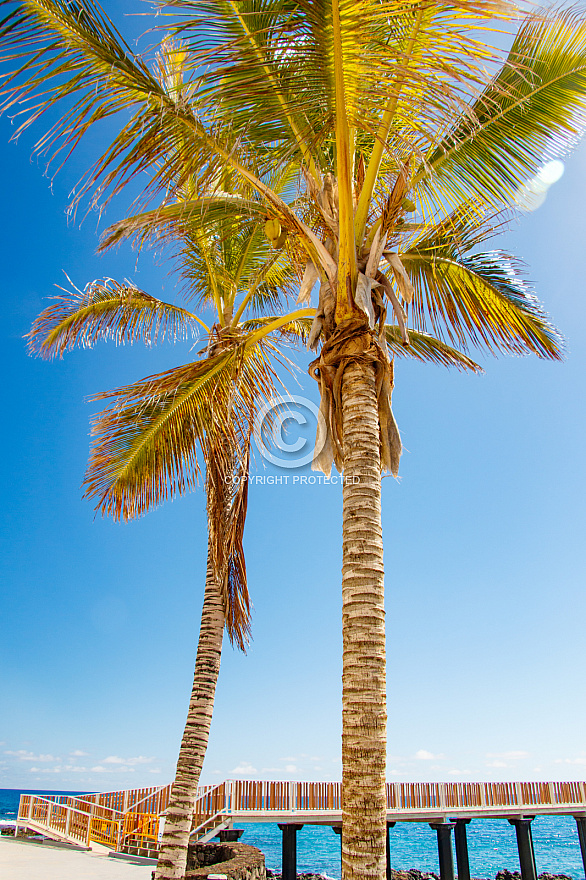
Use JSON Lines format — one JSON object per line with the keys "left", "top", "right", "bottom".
{"left": 1, "top": 2, "right": 585, "bottom": 794}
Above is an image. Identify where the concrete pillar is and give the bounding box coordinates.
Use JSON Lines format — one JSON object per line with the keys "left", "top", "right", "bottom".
{"left": 387, "top": 822, "right": 396, "bottom": 880}
{"left": 278, "top": 823, "right": 303, "bottom": 880}
{"left": 430, "top": 822, "right": 456, "bottom": 880}
{"left": 574, "top": 817, "right": 586, "bottom": 878}
{"left": 333, "top": 826, "right": 342, "bottom": 878}
{"left": 453, "top": 819, "right": 471, "bottom": 880}
{"left": 219, "top": 829, "right": 244, "bottom": 842}
{"left": 508, "top": 819, "right": 537, "bottom": 880}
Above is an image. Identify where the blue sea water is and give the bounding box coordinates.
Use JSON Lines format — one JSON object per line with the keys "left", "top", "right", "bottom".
{"left": 2, "top": 789, "right": 585, "bottom": 880}
{"left": 238, "top": 817, "right": 586, "bottom": 880}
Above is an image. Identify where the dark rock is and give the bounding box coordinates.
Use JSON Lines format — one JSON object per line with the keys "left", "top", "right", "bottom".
{"left": 392, "top": 871, "right": 440, "bottom": 880}
{"left": 266, "top": 874, "right": 328, "bottom": 880}
{"left": 495, "top": 872, "right": 572, "bottom": 880}
{"left": 186, "top": 841, "right": 265, "bottom": 880}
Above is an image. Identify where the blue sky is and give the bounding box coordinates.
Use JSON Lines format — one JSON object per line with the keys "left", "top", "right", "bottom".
{"left": 1, "top": 4, "right": 586, "bottom": 794}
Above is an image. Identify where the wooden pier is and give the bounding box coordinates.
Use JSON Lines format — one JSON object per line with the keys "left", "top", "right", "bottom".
{"left": 15, "top": 779, "right": 586, "bottom": 880}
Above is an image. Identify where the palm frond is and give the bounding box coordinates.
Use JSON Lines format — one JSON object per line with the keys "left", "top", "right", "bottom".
{"left": 207, "top": 435, "right": 252, "bottom": 651}
{"left": 401, "top": 240, "right": 563, "bottom": 359}
{"left": 421, "top": 9, "right": 586, "bottom": 210}
{"left": 241, "top": 314, "right": 312, "bottom": 343}
{"left": 83, "top": 342, "right": 277, "bottom": 521}
{"left": 27, "top": 277, "right": 204, "bottom": 358}
{"left": 385, "top": 325, "right": 482, "bottom": 371}
{"left": 99, "top": 195, "right": 268, "bottom": 252}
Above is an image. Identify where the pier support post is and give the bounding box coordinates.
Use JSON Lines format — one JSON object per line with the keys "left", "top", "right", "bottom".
{"left": 508, "top": 818, "right": 537, "bottom": 880}
{"left": 453, "top": 819, "right": 471, "bottom": 880}
{"left": 430, "top": 822, "right": 456, "bottom": 880}
{"left": 278, "top": 823, "right": 303, "bottom": 880}
{"left": 574, "top": 817, "right": 586, "bottom": 878}
{"left": 333, "top": 826, "right": 342, "bottom": 878}
{"left": 387, "top": 822, "right": 396, "bottom": 880}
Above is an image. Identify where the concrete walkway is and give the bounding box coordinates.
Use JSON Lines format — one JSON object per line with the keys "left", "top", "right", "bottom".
{"left": 0, "top": 837, "right": 155, "bottom": 879}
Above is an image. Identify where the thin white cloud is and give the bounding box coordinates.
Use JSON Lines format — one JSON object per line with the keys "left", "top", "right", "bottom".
{"left": 91, "top": 765, "right": 135, "bottom": 773}
{"left": 6, "top": 750, "right": 56, "bottom": 763}
{"left": 231, "top": 762, "right": 257, "bottom": 775}
{"left": 284, "top": 765, "right": 297, "bottom": 774}
{"left": 102, "top": 755, "right": 155, "bottom": 766}
{"left": 69, "top": 750, "right": 88, "bottom": 757}
{"left": 486, "top": 760, "right": 508, "bottom": 768}
{"left": 486, "top": 751, "right": 528, "bottom": 760}
{"left": 554, "top": 757, "right": 586, "bottom": 765}
{"left": 415, "top": 750, "right": 444, "bottom": 761}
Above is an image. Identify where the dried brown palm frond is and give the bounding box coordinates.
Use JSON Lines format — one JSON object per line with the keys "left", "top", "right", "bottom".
{"left": 206, "top": 429, "right": 252, "bottom": 651}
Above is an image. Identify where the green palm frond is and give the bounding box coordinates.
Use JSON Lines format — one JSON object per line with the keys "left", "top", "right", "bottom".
{"left": 241, "top": 314, "right": 312, "bottom": 343}
{"left": 101, "top": 195, "right": 298, "bottom": 318}
{"left": 83, "top": 342, "right": 276, "bottom": 520}
{"left": 385, "top": 325, "right": 482, "bottom": 372}
{"left": 420, "top": 9, "right": 586, "bottom": 211}
{"left": 0, "top": 0, "right": 258, "bottom": 209}
{"left": 99, "top": 195, "right": 268, "bottom": 251}
{"left": 169, "top": 0, "right": 509, "bottom": 161}
{"left": 400, "top": 242, "right": 562, "bottom": 359}
{"left": 27, "top": 277, "right": 204, "bottom": 358}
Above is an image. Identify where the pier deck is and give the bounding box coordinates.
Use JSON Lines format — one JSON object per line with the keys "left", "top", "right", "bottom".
{"left": 15, "top": 779, "right": 586, "bottom": 856}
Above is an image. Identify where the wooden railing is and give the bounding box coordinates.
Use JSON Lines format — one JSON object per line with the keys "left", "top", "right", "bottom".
{"left": 190, "top": 779, "right": 586, "bottom": 830}
{"left": 61, "top": 784, "right": 174, "bottom": 815}
{"left": 17, "top": 794, "right": 123, "bottom": 849}
{"left": 18, "top": 780, "right": 586, "bottom": 852}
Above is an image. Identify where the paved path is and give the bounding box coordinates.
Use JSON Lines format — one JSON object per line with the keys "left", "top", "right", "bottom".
{"left": 0, "top": 837, "right": 155, "bottom": 879}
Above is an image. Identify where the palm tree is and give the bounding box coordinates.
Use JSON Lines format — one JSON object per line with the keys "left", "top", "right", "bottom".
{"left": 27, "top": 202, "right": 309, "bottom": 879}
{"left": 3, "top": 2, "right": 586, "bottom": 877}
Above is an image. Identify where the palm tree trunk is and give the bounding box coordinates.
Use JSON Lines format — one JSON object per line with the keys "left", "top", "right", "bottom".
{"left": 341, "top": 358, "right": 387, "bottom": 880}
{"left": 154, "top": 542, "right": 225, "bottom": 880}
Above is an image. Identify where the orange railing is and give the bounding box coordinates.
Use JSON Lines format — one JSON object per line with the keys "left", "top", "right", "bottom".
{"left": 190, "top": 779, "right": 586, "bottom": 829}
{"left": 121, "top": 811, "right": 161, "bottom": 848}
{"left": 18, "top": 779, "right": 586, "bottom": 852}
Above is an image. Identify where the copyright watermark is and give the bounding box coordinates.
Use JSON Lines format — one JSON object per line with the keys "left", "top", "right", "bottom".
{"left": 225, "top": 473, "right": 361, "bottom": 486}
{"left": 253, "top": 394, "right": 327, "bottom": 470}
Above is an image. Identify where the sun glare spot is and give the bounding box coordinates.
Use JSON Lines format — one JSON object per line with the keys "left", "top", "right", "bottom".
{"left": 537, "top": 160, "right": 565, "bottom": 185}
{"left": 515, "top": 160, "right": 565, "bottom": 212}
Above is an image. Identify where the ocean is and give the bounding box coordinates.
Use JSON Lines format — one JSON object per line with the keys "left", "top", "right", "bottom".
{"left": 2, "top": 788, "right": 585, "bottom": 880}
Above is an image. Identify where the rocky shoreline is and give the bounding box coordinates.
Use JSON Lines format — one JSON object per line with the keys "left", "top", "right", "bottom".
{"left": 267, "top": 871, "right": 574, "bottom": 880}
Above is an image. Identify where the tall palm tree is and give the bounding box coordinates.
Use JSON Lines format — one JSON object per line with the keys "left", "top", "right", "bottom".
{"left": 29, "top": 199, "right": 480, "bottom": 880}
{"left": 3, "top": 2, "right": 586, "bottom": 877}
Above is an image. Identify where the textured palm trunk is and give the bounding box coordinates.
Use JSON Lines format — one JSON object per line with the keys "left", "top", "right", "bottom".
{"left": 154, "top": 543, "right": 224, "bottom": 880}
{"left": 341, "top": 358, "right": 387, "bottom": 880}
